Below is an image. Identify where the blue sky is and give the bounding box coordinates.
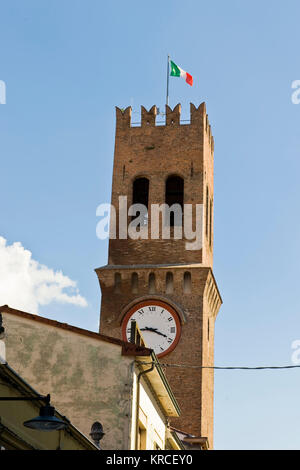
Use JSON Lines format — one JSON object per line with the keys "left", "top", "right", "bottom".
{"left": 1, "top": 0, "right": 300, "bottom": 449}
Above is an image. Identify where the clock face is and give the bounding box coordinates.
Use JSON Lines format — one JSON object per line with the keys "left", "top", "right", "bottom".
{"left": 121, "top": 300, "right": 181, "bottom": 357}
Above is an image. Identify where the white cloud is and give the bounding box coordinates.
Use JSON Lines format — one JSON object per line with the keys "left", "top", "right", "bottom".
{"left": 0, "top": 236, "right": 88, "bottom": 313}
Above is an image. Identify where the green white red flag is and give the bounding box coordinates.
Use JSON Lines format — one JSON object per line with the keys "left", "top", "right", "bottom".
{"left": 170, "top": 60, "right": 193, "bottom": 86}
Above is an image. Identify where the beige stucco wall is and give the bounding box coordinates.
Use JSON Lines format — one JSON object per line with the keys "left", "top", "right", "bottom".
{"left": 2, "top": 313, "right": 134, "bottom": 450}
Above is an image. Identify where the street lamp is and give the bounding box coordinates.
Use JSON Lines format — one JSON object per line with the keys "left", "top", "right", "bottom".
{"left": 89, "top": 422, "right": 105, "bottom": 449}
{"left": 0, "top": 394, "right": 68, "bottom": 431}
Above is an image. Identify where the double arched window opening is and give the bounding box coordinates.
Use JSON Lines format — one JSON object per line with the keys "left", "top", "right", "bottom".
{"left": 131, "top": 175, "right": 184, "bottom": 228}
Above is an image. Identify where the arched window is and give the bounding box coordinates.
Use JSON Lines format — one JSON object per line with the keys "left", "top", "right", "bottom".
{"left": 114, "top": 273, "right": 121, "bottom": 293}
{"left": 132, "top": 177, "right": 149, "bottom": 226}
{"left": 183, "top": 272, "right": 192, "bottom": 294}
{"left": 131, "top": 272, "right": 138, "bottom": 294}
{"left": 132, "top": 177, "right": 149, "bottom": 207}
{"left": 166, "top": 272, "right": 174, "bottom": 294}
{"left": 165, "top": 175, "right": 184, "bottom": 226}
{"left": 148, "top": 273, "right": 156, "bottom": 294}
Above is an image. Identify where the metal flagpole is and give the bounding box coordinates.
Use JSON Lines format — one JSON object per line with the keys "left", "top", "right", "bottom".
{"left": 166, "top": 54, "right": 170, "bottom": 106}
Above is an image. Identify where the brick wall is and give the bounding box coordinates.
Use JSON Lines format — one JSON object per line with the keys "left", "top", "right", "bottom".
{"left": 97, "top": 103, "right": 222, "bottom": 448}
{"left": 108, "top": 103, "right": 214, "bottom": 266}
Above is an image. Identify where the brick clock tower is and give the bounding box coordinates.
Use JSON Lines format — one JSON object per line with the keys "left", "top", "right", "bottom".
{"left": 96, "top": 103, "right": 222, "bottom": 448}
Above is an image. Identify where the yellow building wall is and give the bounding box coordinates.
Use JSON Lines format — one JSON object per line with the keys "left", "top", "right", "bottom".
{"left": 0, "top": 379, "right": 93, "bottom": 450}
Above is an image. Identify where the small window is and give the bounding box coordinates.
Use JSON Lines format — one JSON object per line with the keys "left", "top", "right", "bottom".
{"left": 114, "top": 273, "right": 121, "bottom": 293}
{"left": 138, "top": 423, "right": 147, "bottom": 450}
{"left": 166, "top": 272, "right": 174, "bottom": 294}
{"left": 183, "top": 272, "right": 192, "bottom": 294}
{"left": 131, "top": 272, "right": 138, "bottom": 294}
{"left": 149, "top": 273, "right": 156, "bottom": 294}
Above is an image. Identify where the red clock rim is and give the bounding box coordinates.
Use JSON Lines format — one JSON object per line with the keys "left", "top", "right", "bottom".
{"left": 121, "top": 300, "right": 182, "bottom": 358}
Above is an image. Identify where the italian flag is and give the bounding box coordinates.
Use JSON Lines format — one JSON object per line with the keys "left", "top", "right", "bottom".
{"left": 170, "top": 60, "right": 193, "bottom": 86}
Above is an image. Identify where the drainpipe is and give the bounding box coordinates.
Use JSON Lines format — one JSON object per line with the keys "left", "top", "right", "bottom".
{"left": 135, "top": 362, "right": 155, "bottom": 450}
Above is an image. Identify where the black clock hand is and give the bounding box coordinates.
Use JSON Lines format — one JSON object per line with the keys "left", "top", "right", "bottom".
{"left": 153, "top": 330, "right": 167, "bottom": 338}
{"left": 140, "top": 327, "right": 167, "bottom": 338}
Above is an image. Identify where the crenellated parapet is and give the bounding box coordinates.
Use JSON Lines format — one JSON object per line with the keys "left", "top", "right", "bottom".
{"left": 116, "top": 106, "right": 132, "bottom": 130}
{"left": 141, "top": 105, "right": 157, "bottom": 127}
{"left": 190, "top": 102, "right": 206, "bottom": 125}
{"left": 115, "top": 102, "right": 214, "bottom": 150}
{"left": 166, "top": 103, "right": 181, "bottom": 126}
{"left": 190, "top": 102, "right": 214, "bottom": 151}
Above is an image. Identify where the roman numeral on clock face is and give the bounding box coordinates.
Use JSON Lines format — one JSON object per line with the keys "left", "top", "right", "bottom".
{"left": 148, "top": 306, "right": 156, "bottom": 312}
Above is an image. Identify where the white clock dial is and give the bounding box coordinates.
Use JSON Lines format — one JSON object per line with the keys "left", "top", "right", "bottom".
{"left": 122, "top": 301, "right": 181, "bottom": 357}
